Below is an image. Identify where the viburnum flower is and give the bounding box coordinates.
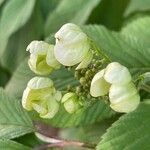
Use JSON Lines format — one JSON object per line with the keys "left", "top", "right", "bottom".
{"left": 27, "top": 41, "right": 60, "bottom": 75}
{"left": 109, "top": 83, "right": 140, "bottom": 113}
{"left": 22, "top": 77, "right": 62, "bottom": 118}
{"left": 54, "top": 23, "right": 92, "bottom": 69}
{"left": 90, "top": 69, "right": 110, "bottom": 97}
{"left": 90, "top": 62, "right": 140, "bottom": 113}
{"left": 104, "top": 62, "right": 131, "bottom": 85}
{"left": 61, "top": 92, "right": 82, "bottom": 114}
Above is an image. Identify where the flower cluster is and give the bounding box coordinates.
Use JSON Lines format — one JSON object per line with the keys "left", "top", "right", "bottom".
{"left": 90, "top": 62, "right": 140, "bottom": 113}
{"left": 22, "top": 23, "right": 91, "bottom": 118}
{"left": 22, "top": 23, "right": 140, "bottom": 119}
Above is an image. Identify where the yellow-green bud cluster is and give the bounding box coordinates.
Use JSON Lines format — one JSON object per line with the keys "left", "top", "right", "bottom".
{"left": 61, "top": 92, "right": 82, "bottom": 114}
{"left": 90, "top": 62, "right": 140, "bottom": 113}
{"left": 22, "top": 23, "right": 94, "bottom": 118}
{"left": 22, "top": 77, "right": 62, "bottom": 118}
{"left": 27, "top": 41, "right": 60, "bottom": 75}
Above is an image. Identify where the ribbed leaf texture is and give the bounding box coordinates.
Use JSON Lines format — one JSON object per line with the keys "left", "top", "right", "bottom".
{"left": 44, "top": 101, "right": 114, "bottom": 127}
{"left": 97, "top": 102, "right": 150, "bottom": 150}
{"left": 0, "top": 89, "right": 34, "bottom": 139}
{"left": 83, "top": 24, "right": 150, "bottom": 76}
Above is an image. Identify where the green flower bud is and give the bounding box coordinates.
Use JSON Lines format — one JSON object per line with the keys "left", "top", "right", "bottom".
{"left": 22, "top": 77, "right": 62, "bottom": 118}
{"left": 61, "top": 92, "right": 81, "bottom": 113}
{"left": 27, "top": 41, "right": 60, "bottom": 75}
{"left": 54, "top": 23, "right": 90, "bottom": 67}
{"left": 90, "top": 69, "right": 110, "bottom": 97}
{"left": 109, "top": 83, "right": 140, "bottom": 113}
{"left": 104, "top": 62, "right": 131, "bottom": 85}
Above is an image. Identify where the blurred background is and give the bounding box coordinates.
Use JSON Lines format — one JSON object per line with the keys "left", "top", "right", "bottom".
{"left": 0, "top": 0, "right": 150, "bottom": 149}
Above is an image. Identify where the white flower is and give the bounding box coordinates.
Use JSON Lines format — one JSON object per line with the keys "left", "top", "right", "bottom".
{"left": 27, "top": 41, "right": 60, "bottom": 75}
{"left": 104, "top": 62, "right": 131, "bottom": 85}
{"left": 109, "top": 83, "right": 140, "bottom": 113}
{"left": 54, "top": 23, "right": 91, "bottom": 68}
{"left": 61, "top": 92, "right": 81, "bottom": 113}
{"left": 90, "top": 69, "right": 110, "bottom": 97}
{"left": 22, "top": 77, "right": 62, "bottom": 118}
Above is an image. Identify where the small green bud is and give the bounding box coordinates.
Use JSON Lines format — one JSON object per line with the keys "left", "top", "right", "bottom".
{"left": 27, "top": 41, "right": 60, "bottom": 75}
{"left": 22, "top": 77, "right": 62, "bottom": 118}
{"left": 54, "top": 23, "right": 90, "bottom": 67}
{"left": 104, "top": 62, "right": 131, "bottom": 85}
{"left": 61, "top": 92, "right": 81, "bottom": 113}
{"left": 90, "top": 69, "right": 110, "bottom": 97}
{"left": 109, "top": 83, "right": 140, "bottom": 113}
{"left": 80, "top": 77, "right": 86, "bottom": 85}
{"left": 76, "top": 86, "right": 81, "bottom": 93}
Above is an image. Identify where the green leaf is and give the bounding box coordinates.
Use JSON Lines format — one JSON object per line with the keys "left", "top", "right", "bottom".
{"left": 88, "top": 0, "right": 129, "bottom": 30}
{"left": 0, "top": 88, "right": 34, "bottom": 139}
{"left": 0, "top": 0, "right": 36, "bottom": 57}
{"left": 0, "top": 139, "right": 31, "bottom": 150}
{"left": 34, "top": 100, "right": 114, "bottom": 128}
{"left": 97, "top": 102, "right": 150, "bottom": 150}
{"left": 5, "top": 59, "right": 35, "bottom": 99}
{"left": 121, "top": 16, "right": 150, "bottom": 46}
{"left": 0, "top": 0, "right": 4, "bottom": 6}
{"left": 15, "top": 133, "right": 42, "bottom": 148}
{"left": 39, "top": 0, "right": 61, "bottom": 20}
{"left": 83, "top": 25, "right": 150, "bottom": 76}
{"left": 0, "top": 1, "right": 43, "bottom": 72}
{"left": 0, "top": 67, "right": 10, "bottom": 87}
{"left": 5, "top": 59, "right": 78, "bottom": 99}
{"left": 44, "top": 0, "right": 101, "bottom": 36}
{"left": 124, "top": 0, "right": 150, "bottom": 17}
{"left": 60, "top": 120, "right": 115, "bottom": 144}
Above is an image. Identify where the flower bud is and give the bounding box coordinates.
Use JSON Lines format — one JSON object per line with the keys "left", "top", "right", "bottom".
{"left": 90, "top": 69, "right": 110, "bottom": 97}
{"left": 22, "top": 77, "right": 62, "bottom": 118}
{"left": 27, "top": 41, "right": 60, "bottom": 75}
{"left": 109, "top": 83, "right": 140, "bottom": 113}
{"left": 61, "top": 92, "right": 82, "bottom": 113}
{"left": 104, "top": 62, "right": 131, "bottom": 85}
{"left": 54, "top": 23, "right": 90, "bottom": 67}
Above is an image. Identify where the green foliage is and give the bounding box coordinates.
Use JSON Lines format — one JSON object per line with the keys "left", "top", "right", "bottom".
{"left": 121, "top": 16, "right": 150, "bottom": 46}
{"left": 97, "top": 102, "right": 150, "bottom": 150}
{"left": 124, "top": 0, "right": 150, "bottom": 17}
{"left": 40, "top": 100, "right": 114, "bottom": 128}
{"left": 0, "top": 139, "right": 31, "bottom": 150}
{"left": 0, "top": 0, "right": 36, "bottom": 57}
{"left": 60, "top": 120, "right": 115, "bottom": 143}
{"left": 88, "top": 0, "right": 129, "bottom": 30}
{"left": 83, "top": 24, "right": 150, "bottom": 76}
{"left": 0, "top": 88, "right": 34, "bottom": 139}
{"left": 15, "top": 133, "right": 43, "bottom": 148}
{"left": 45, "top": 0, "right": 101, "bottom": 36}
{"left": 0, "top": 1, "right": 43, "bottom": 72}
